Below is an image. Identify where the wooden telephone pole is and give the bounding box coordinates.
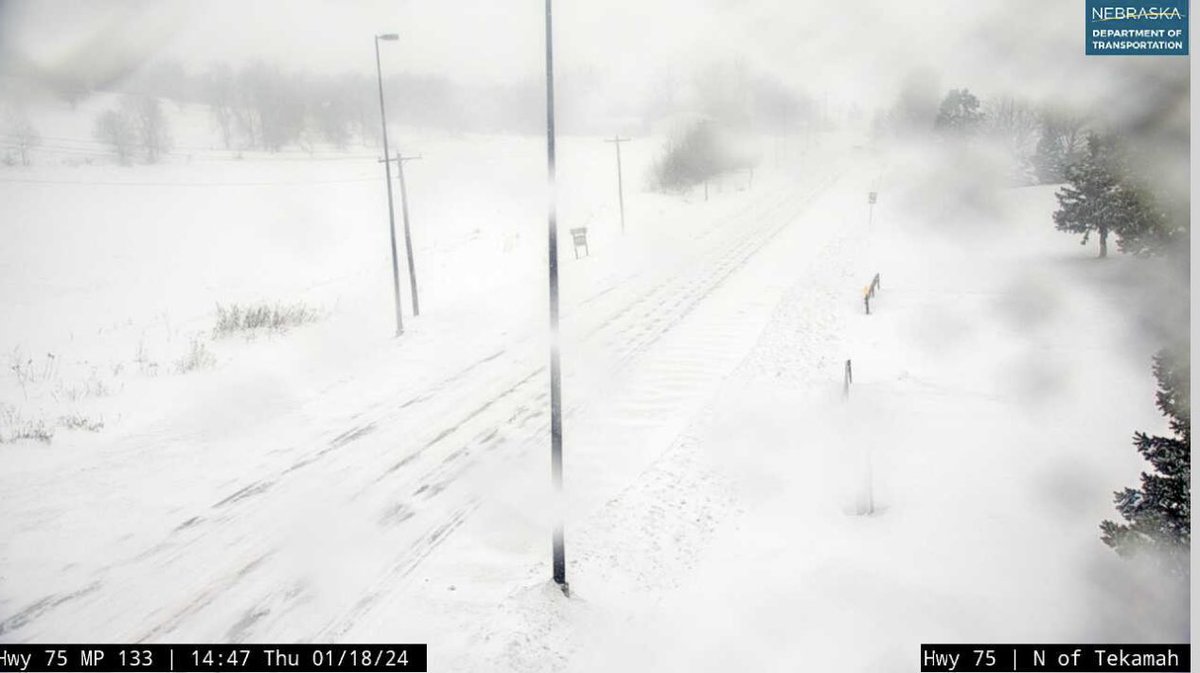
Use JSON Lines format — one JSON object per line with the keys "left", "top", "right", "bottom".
{"left": 377, "top": 152, "right": 423, "bottom": 317}
{"left": 604, "top": 136, "right": 630, "bottom": 233}
{"left": 396, "top": 153, "right": 422, "bottom": 316}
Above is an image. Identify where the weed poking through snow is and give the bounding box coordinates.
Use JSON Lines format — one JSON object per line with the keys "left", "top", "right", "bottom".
{"left": 212, "top": 302, "right": 320, "bottom": 338}
{"left": 175, "top": 338, "right": 217, "bottom": 374}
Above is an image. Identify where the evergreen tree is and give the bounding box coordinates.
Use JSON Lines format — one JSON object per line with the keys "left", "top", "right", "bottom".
{"left": 1052, "top": 133, "right": 1124, "bottom": 258}
{"left": 1101, "top": 348, "right": 1190, "bottom": 576}
{"left": 934, "top": 88, "right": 983, "bottom": 135}
{"left": 1054, "top": 133, "right": 1182, "bottom": 259}
{"left": 1110, "top": 156, "right": 1188, "bottom": 259}
{"left": 1033, "top": 130, "right": 1066, "bottom": 183}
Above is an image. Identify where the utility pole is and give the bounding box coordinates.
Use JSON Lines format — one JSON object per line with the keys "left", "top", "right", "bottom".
{"left": 377, "top": 152, "right": 423, "bottom": 316}
{"left": 604, "top": 136, "right": 630, "bottom": 233}
{"left": 396, "top": 153, "right": 422, "bottom": 316}
{"left": 373, "top": 33, "right": 403, "bottom": 336}
{"left": 544, "top": 0, "right": 568, "bottom": 597}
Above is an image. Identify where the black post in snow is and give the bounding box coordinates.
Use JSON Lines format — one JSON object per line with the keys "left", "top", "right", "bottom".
{"left": 545, "top": 0, "right": 568, "bottom": 597}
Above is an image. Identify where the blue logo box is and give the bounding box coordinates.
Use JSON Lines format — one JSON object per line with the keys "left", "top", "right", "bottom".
{"left": 1086, "top": 0, "right": 1189, "bottom": 55}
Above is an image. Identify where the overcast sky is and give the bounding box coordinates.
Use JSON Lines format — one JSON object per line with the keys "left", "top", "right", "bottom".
{"left": 0, "top": 1, "right": 1115, "bottom": 98}
{"left": 0, "top": 0, "right": 1188, "bottom": 125}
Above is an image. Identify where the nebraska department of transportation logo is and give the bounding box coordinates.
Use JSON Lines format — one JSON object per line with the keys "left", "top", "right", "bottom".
{"left": 1087, "top": 0, "right": 1189, "bottom": 55}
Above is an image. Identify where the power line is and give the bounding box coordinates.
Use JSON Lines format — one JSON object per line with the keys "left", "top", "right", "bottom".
{"left": 0, "top": 144, "right": 112, "bottom": 158}
{"left": 0, "top": 175, "right": 379, "bottom": 187}
{"left": 0, "top": 133, "right": 383, "bottom": 162}
{"left": 2, "top": 142, "right": 380, "bottom": 164}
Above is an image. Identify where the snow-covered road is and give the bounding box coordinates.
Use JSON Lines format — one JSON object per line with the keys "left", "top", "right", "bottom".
{"left": 4, "top": 138, "right": 1182, "bottom": 673}
{"left": 0, "top": 144, "right": 867, "bottom": 646}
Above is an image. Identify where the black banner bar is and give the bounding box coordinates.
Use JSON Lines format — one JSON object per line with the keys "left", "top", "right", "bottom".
{"left": 921, "top": 644, "right": 1189, "bottom": 672}
{"left": 0, "top": 645, "right": 427, "bottom": 672}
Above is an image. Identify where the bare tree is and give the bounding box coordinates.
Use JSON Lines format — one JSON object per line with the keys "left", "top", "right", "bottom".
{"left": 1034, "top": 107, "right": 1088, "bottom": 183}
{"left": 94, "top": 108, "right": 135, "bottom": 165}
{"left": 123, "top": 96, "right": 172, "bottom": 163}
{"left": 204, "top": 63, "right": 237, "bottom": 149}
{"left": 3, "top": 109, "right": 41, "bottom": 166}
{"left": 236, "top": 63, "right": 306, "bottom": 152}
{"left": 310, "top": 74, "right": 357, "bottom": 150}
{"left": 985, "top": 97, "right": 1040, "bottom": 157}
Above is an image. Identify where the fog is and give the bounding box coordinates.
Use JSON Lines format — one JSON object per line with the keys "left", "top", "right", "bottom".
{"left": 0, "top": 0, "right": 1190, "bottom": 669}
{"left": 0, "top": 1, "right": 1186, "bottom": 125}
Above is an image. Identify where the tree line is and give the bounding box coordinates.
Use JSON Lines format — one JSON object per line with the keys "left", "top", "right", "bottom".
{"left": 878, "top": 71, "right": 1189, "bottom": 578}
{"left": 5, "top": 56, "right": 817, "bottom": 169}
{"left": 873, "top": 76, "right": 1090, "bottom": 187}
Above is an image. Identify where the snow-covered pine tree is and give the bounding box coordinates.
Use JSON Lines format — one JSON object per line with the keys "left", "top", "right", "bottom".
{"left": 1100, "top": 347, "right": 1190, "bottom": 575}
{"left": 1052, "top": 132, "right": 1124, "bottom": 258}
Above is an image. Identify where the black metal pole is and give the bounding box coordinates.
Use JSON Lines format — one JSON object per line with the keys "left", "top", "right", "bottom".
{"left": 375, "top": 36, "right": 404, "bottom": 336}
{"left": 397, "top": 153, "right": 420, "bottom": 316}
{"left": 545, "top": 0, "right": 567, "bottom": 596}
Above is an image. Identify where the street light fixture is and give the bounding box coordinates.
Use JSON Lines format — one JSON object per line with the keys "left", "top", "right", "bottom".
{"left": 375, "top": 32, "right": 404, "bottom": 336}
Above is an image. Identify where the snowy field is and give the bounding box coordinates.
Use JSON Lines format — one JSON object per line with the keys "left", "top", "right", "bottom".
{"left": 0, "top": 101, "right": 1187, "bottom": 671}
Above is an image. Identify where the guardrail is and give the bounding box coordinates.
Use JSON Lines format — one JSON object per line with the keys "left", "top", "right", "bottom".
{"left": 863, "top": 273, "right": 882, "bottom": 315}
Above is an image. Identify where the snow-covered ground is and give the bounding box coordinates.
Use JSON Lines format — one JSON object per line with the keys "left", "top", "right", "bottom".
{"left": 0, "top": 103, "right": 1186, "bottom": 672}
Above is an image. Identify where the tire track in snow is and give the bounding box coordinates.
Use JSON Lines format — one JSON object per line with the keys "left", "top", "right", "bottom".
{"left": 2, "top": 167, "right": 842, "bottom": 642}
{"left": 211, "top": 173, "right": 840, "bottom": 642}
{"left": 337, "top": 170, "right": 862, "bottom": 663}
{"left": 312, "top": 172, "right": 845, "bottom": 640}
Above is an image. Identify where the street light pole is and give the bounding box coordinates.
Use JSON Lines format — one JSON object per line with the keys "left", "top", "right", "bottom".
{"left": 545, "top": 0, "right": 568, "bottom": 597}
{"left": 374, "top": 33, "right": 404, "bottom": 336}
